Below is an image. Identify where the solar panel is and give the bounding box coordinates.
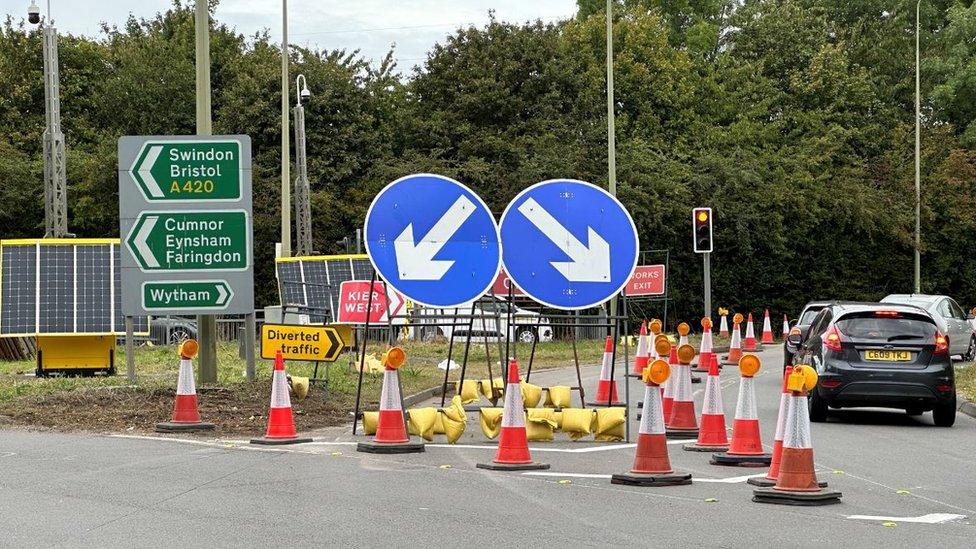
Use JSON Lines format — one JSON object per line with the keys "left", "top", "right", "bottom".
{"left": 276, "top": 255, "right": 381, "bottom": 323}
{"left": 0, "top": 239, "right": 148, "bottom": 336}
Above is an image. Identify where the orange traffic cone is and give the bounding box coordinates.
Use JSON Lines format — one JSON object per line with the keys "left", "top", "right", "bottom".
{"left": 587, "top": 336, "right": 622, "bottom": 406}
{"left": 695, "top": 317, "right": 714, "bottom": 373}
{"left": 636, "top": 336, "right": 672, "bottom": 417}
{"left": 156, "top": 340, "right": 214, "bottom": 433}
{"left": 631, "top": 321, "right": 649, "bottom": 377}
{"left": 753, "top": 366, "right": 842, "bottom": 505}
{"left": 749, "top": 366, "right": 825, "bottom": 488}
{"left": 761, "top": 309, "right": 774, "bottom": 344}
{"left": 612, "top": 359, "right": 692, "bottom": 486}
{"left": 712, "top": 354, "right": 771, "bottom": 466}
{"left": 666, "top": 344, "right": 699, "bottom": 439}
{"left": 477, "top": 358, "right": 549, "bottom": 471}
{"left": 673, "top": 322, "right": 690, "bottom": 364}
{"left": 719, "top": 312, "right": 730, "bottom": 338}
{"left": 724, "top": 313, "right": 744, "bottom": 365}
{"left": 684, "top": 354, "right": 729, "bottom": 452}
{"left": 782, "top": 314, "right": 790, "bottom": 340}
{"left": 743, "top": 313, "right": 759, "bottom": 351}
{"left": 357, "top": 347, "right": 424, "bottom": 453}
{"left": 252, "top": 351, "right": 313, "bottom": 445}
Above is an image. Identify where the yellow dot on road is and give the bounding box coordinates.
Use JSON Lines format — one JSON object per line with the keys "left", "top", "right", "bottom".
{"left": 704, "top": 498, "right": 718, "bottom": 503}
{"left": 896, "top": 489, "right": 910, "bottom": 495}
{"left": 882, "top": 522, "right": 897, "bottom": 528}
{"left": 439, "top": 464, "right": 452, "bottom": 469}
{"left": 558, "top": 479, "right": 572, "bottom": 485}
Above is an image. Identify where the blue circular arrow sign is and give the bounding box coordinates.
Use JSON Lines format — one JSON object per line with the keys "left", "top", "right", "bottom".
{"left": 364, "top": 174, "right": 500, "bottom": 308}
{"left": 499, "top": 179, "right": 638, "bottom": 310}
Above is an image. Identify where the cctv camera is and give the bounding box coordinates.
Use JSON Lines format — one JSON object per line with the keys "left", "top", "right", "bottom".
{"left": 27, "top": 1, "right": 41, "bottom": 24}
{"left": 300, "top": 88, "right": 312, "bottom": 102}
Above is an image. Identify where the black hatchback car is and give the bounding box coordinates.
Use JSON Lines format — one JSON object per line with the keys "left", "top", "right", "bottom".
{"left": 788, "top": 302, "right": 955, "bottom": 427}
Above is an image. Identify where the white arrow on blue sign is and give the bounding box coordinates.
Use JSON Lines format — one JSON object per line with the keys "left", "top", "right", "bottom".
{"left": 499, "top": 179, "right": 638, "bottom": 310}
{"left": 364, "top": 173, "right": 501, "bottom": 308}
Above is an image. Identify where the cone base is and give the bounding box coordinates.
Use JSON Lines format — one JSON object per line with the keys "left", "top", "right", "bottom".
{"left": 683, "top": 442, "right": 730, "bottom": 452}
{"left": 748, "top": 476, "right": 828, "bottom": 488}
{"left": 476, "top": 461, "right": 549, "bottom": 471}
{"left": 711, "top": 452, "right": 772, "bottom": 467}
{"left": 741, "top": 345, "right": 765, "bottom": 353}
{"left": 155, "top": 421, "right": 214, "bottom": 433}
{"left": 752, "top": 487, "right": 842, "bottom": 506}
{"left": 611, "top": 471, "right": 692, "bottom": 487}
{"left": 356, "top": 440, "right": 425, "bottom": 454}
{"left": 251, "top": 436, "right": 313, "bottom": 446}
{"left": 665, "top": 427, "right": 699, "bottom": 439}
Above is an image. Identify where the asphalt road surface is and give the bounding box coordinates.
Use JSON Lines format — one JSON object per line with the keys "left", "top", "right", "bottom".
{"left": 2, "top": 344, "right": 974, "bottom": 548}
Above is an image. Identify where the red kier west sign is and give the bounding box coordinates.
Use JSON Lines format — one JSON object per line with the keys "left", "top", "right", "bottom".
{"left": 625, "top": 265, "right": 666, "bottom": 296}
{"left": 337, "top": 281, "right": 405, "bottom": 324}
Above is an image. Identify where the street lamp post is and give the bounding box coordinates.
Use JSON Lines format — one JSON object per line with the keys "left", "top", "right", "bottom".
{"left": 293, "top": 75, "right": 313, "bottom": 256}
{"left": 29, "top": 0, "right": 68, "bottom": 238}
{"left": 914, "top": 0, "right": 921, "bottom": 293}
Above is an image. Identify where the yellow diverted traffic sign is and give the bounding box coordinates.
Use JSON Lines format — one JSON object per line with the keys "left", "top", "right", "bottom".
{"left": 261, "top": 324, "right": 344, "bottom": 362}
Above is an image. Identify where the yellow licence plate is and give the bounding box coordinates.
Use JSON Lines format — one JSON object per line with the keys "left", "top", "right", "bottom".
{"left": 864, "top": 350, "right": 911, "bottom": 362}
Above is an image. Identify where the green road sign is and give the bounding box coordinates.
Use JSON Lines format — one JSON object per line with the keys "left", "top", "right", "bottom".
{"left": 126, "top": 210, "right": 249, "bottom": 271}
{"left": 130, "top": 140, "right": 242, "bottom": 201}
{"left": 142, "top": 281, "right": 234, "bottom": 311}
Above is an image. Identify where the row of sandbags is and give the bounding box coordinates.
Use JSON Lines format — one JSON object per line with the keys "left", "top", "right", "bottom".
{"left": 456, "top": 379, "right": 574, "bottom": 409}
{"left": 362, "top": 396, "right": 467, "bottom": 443}
{"left": 479, "top": 407, "right": 626, "bottom": 442}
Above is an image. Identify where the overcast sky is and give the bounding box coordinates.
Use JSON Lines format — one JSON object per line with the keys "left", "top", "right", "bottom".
{"left": 9, "top": 1, "right": 579, "bottom": 69}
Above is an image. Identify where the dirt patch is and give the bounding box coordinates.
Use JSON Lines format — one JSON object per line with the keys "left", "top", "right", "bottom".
{"left": 0, "top": 381, "right": 349, "bottom": 436}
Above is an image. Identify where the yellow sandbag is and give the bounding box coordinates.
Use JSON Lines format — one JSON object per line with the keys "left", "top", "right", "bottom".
{"left": 526, "top": 408, "right": 559, "bottom": 441}
{"left": 443, "top": 395, "right": 466, "bottom": 422}
{"left": 520, "top": 381, "right": 543, "bottom": 408}
{"left": 407, "top": 407, "right": 438, "bottom": 441}
{"left": 479, "top": 379, "right": 493, "bottom": 400}
{"left": 457, "top": 379, "right": 482, "bottom": 404}
{"left": 553, "top": 411, "right": 563, "bottom": 429}
{"left": 593, "top": 407, "right": 626, "bottom": 442}
{"left": 440, "top": 412, "right": 466, "bottom": 443}
{"left": 479, "top": 407, "right": 504, "bottom": 439}
{"left": 359, "top": 354, "right": 385, "bottom": 374}
{"left": 545, "top": 385, "right": 572, "bottom": 408}
{"left": 362, "top": 411, "right": 379, "bottom": 435}
{"left": 561, "top": 408, "right": 596, "bottom": 441}
{"left": 432, "top": 412, "right": 446, "bottom": 435}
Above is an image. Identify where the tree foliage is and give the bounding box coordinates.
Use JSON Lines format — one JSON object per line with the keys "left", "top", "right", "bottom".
{"left": 1, "top": 0, "right": 975, "bottom": 318}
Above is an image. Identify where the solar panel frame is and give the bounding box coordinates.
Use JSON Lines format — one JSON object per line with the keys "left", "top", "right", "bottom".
{"left": 275, "top": 255, "right": 381, "bottom": 324}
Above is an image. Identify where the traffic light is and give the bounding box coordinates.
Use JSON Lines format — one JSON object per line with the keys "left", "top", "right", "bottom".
{"left": 692, "top": 207, "right": 712, "bottom": 253}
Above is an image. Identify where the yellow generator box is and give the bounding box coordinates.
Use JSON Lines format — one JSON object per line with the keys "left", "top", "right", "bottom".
{"left": 36, "top": 335, "right": 115, "bottom": 377}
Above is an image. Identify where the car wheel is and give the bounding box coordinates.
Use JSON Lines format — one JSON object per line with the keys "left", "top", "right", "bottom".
{"left": 933, "top": 396, "right": 957, "bottom": 427}
{"left": 808, "top": 389, "right": 828, "bottom": 423}
{"left": 168, "top": 329, "right": 192, "bottom": 345}
{"left": 516, "top": 327, "right": 536, "bottom": 344}
{"left": 965, "top": 336, "right": 976, "bottom": 362}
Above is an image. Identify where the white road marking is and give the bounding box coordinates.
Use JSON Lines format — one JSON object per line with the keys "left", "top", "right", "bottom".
{"left": 694, "top": 473, "right": 765, "bottom": 483}
{"left": 846, "top": 513, "right": 966, "bottom": 524}
{"left": 524, "top": 472, "right": 611, "bottom": 479}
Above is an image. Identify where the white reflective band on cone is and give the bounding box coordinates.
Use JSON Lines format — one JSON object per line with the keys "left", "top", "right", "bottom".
{"left": 635, "top": 333, "right": 649, "bottom": 357}
{"left": 380, "top": 370, "right": 401, "bottom": 411}
{"left": 702, "top": 373, "right": 724, "bottom": 414}
{"left": 734, "top": 376, "right": 758, "bottom": 420}
{"left": 270, "top": 370, "right": 291, "bottom": 409}
{"left": 763, "top": 315, "right": 772, "bottom": 332}
{"left": 662, "top": 374, "right": 674, "bottom": 398}
{"left": 730, "top": 327, "right": 741, "bottom": 348}
{"left": 679, "top": 335, "right": 688, "bottom": 347}
{"left": 640, "top": 386, "right": 666, "bottom": 435}
{"left": 745, "top": 321, "right": 755, "bottom": 339}
{"left": 674, "top": 365, "right": 692, "bottom": 401}
{"left": 699, "top": 331, "right": 711, "bottom": 353}
{"left": 176, "top": 358, "right": 195, "bottom": 396}
{"left": 783, "top": 395, "right": 813, "bottom": 449}
{"left": 501, "top": 382, "right": 526, "bottom": 428}
{"left": 720, "top": 316, "right": 729, "bottom": 333}
{"left": 773, "top": 393, "right": 789, "bottom": 441}
{"left": 598, "top": 351, "right": 613, "bottom": 381}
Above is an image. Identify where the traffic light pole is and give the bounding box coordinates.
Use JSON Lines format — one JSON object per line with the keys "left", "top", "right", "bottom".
{"left": 703, "top": 252, "right": 711, "bottom": 320}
